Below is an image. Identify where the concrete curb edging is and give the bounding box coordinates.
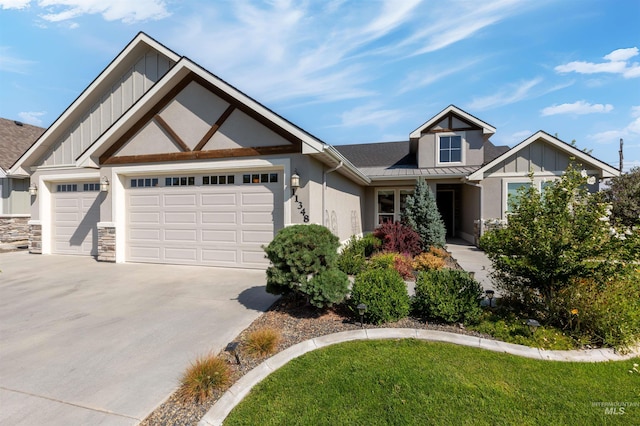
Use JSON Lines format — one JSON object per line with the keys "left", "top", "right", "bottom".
{"left": 198, "top": 328, "right": 640, "bottom": 426}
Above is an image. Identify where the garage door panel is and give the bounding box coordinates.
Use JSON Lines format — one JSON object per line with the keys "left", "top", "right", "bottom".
{"left": 202, "top": 193, "right": 237, "bottom": 206}
{"left": 202, "top": 230, "right": 237, "bottom": 243}
{"left": 164, "top": 212, "right": 197, "bottom": 224}
{"left": 130, "top": 194, "right": 161, "bottom": 206}
{"left": 164, "top": 194, "right": 197, "bottom": 206}
{"left": 130, "top": 212, "right": 161, "bottom": 224}
{"left": 52, "top": 188, "right": 100, "bottom": 256}
{"left": 164, "top": 229, "right": 198, "bottom": 242}
{"left": 164, "top": 247, "right": 198, "bottom": 262}
{"left": 202, "top": 212, "right": 236, "bottom": 224}
{"left": 126, "top": 173, "right": 281, "bottom": 269}
{"left": 128, "top": 246, "right": 161, "bottom": 260}
{"left": 242, "top": 230, "right": 273, "bottom": 243}
{"left": 202, "top": 249, "right": 237, "bottom": 263}
{"left": 129, "top": 229, "right": 161, "bottom": 241}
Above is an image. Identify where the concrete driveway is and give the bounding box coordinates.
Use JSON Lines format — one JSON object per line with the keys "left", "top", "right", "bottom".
{"left": 0, "top": 251, "right": 278, "bottom": 425}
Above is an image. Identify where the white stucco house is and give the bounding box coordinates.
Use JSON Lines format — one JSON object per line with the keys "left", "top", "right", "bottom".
{"left": 8, "top": 33, "right": 619, "bottom": 269}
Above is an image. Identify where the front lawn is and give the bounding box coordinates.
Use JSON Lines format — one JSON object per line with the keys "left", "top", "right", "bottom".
{"left": 225, "top": 340, "right": 639, "bottom": 425}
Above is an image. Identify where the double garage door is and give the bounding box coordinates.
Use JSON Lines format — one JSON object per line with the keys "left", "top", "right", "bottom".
{"left": 126, "top": 172, "right": 282, "bottom": 269}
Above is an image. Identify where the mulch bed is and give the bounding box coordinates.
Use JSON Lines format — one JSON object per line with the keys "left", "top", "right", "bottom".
{"left": 140, "top": 288, "right": 493, "bottom": 426}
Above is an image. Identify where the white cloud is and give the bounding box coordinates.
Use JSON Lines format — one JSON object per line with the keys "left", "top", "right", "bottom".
{"left": 467, "top": 77, "right": 542, "bottom": 110}
{"left": 399, "top": 58, "right": 482, "bottom": 93}
{"left": 0, "top": 47, "right": 35, "bottom": 73}
{"left": 337, "top": 103, "right": 405, "bottom": 128}
{"left": 18, "top": 111, "right": 46, "bottom": 126}
{"left": 589, "top": 108, "right": 640, "bottom": 144}
{"left": 0, "top": 0, "right": 30, "bottom": 9}
{"left": 555, "top": 47, "right": 640, "bottom": 79}
{"left": 541, "top": 101, "right": 613, "bottom": 116}
{"left": 38, "top": 0, "right": 170, "bottom": 23}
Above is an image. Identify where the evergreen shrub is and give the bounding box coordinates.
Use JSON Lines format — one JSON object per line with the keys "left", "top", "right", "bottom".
{"left": 413, "top": 269, "right": 483, "bottom": 324}
{"left": 403, "top": 179, "right": 446, "bottom": 249}
{"left": 337, "top": 234, "right": 381, "bottom": 275}
{"left": 264, "top": 224, "right": 348, "bottom": 308}
{"left": 350, "top": 268, "right": 410, "bottom": 324}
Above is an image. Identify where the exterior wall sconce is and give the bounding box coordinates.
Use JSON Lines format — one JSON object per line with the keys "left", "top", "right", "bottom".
{"left": 290, "top": 170, "right": 300, "bottom": 195}
{"left": 100, "top": 176, "right": 109, "bottom": 192}
{"left": 28, "top": 183, "right": 37, "bottom": 196}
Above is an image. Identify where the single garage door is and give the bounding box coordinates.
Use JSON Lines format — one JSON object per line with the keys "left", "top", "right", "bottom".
{"left": 126, "top": 172, "right": 283, "bottom": 269}
{"left": 52, "top": 182, "right": 101, "bottom": 255}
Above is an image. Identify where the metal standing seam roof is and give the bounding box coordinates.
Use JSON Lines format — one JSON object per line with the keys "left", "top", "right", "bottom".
{"left": 0, "top": 118, "right": 45, "bottom": 172}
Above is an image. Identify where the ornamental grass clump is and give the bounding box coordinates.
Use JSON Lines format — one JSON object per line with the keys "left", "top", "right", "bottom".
{"left": 177, "top": 353, "right": 231, "bottom": 403}
{"left": 337, "top": 234, "right": 381, "bottom": 275}
{"left": 244, "top": 327, "right": 281, "bottom": 357}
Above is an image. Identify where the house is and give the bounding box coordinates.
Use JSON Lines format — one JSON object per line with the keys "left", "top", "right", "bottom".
{"left": 0, "top": 118, "right": 45, "bottom": 242}
{"left": 8, "top": 33, "right": 619, "bottom": 269}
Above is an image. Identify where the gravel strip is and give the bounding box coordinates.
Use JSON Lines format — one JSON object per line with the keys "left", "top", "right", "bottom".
{"left": 140, "top": 292, "right": 492, "bottom": 426}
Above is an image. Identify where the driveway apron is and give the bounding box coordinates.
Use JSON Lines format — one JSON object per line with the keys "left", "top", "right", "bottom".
{"left": 0, "top": 251, "right": 278, "bottom": 425}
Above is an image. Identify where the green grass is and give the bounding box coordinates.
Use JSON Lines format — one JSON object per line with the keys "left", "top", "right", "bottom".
{"left": 225, "top": 340, "right": 639, "bottom": 425}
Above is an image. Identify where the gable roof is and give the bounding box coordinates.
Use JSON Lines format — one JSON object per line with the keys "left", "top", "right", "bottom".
{"left": 467, "top": 130, "right": 620, "bottom": 181}
{"left": 9, "top": 32, "right": 181, "bottom": 176}
{"left": 0, "top": 118, "right": 44, "bottom": 175}
{"left": 409, "top": 105, "right": 496, "bottom": 139}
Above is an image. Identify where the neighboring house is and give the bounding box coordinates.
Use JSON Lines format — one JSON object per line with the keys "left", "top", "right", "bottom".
{"left": 0, "top": 118, "right": 45, "bottom": 242}
{"left": 9, "top": 33, "right": 619, "bottom": 269}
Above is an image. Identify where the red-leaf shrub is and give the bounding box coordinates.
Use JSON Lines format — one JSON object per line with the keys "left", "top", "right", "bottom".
{"left": 373, "top": 221, "right": 422, "bottom": 257}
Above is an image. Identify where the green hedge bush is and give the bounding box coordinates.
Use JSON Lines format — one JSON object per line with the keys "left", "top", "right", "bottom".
{"left": 264, "top": 224, "right": 348, "bottom": 308}
{"left": 350, "top": 268, "right": 410, "bottom": 324}
{"left": 337, "top": 234, "right": 381, "bottom": 275}
{"left": 413, "top": 269, "right": 483, "bottom": 324}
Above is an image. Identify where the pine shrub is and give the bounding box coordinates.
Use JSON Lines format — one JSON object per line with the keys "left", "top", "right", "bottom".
{"left": 403, "top": 179, "right": 446, "bottom": 249}
{"left": 350, "top": 268, "right": 410, "bottom": 324}
{"left": 373, "top": 221, "right": 422, "bottom": 256}
{"left": 264, "top": 224, "right": 349, "bottom": 308}
{"left": 413, "top": 269, "right": 483, "bottom": 324}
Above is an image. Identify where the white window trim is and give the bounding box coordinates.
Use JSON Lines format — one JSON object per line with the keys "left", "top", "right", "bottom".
{"left": 374, "top": 187, "right": 414, "bottom": 225}
{"left": 436, "top": 131, "right": 465, "bottom": 166}
{"left": 502, "top": 177, "right": 557, "bottom": 218}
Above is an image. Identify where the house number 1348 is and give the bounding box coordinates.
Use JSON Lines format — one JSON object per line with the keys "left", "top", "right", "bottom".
{"left": 294, "top": 195, "right": 309, "bottom": 223}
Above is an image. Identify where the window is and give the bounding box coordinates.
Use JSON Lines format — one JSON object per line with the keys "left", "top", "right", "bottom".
{"left": 57, "top": 184, "right": 77, "bottom": 192}
{"left": 376, "top": 188, "right": 414, "bottom": 224}
{"left": 131, "top": 178, "right": 159, "bottom": 188}
{"left": 243, "top": 173, "right": 278, "bottom": 184}
{"left": 439, "top": 135, "right": 462, "bottom": 163}
{"left": 506, "top": 182, "right": 532, "bottom": 213}
{"left": 203, "top": 175, "right": 235, "bottom": 185}
{"left": 83, "top": 183, "right": 100, "bottom": 191}
{"left": 164, "top": 176, "right": 194, "bottom": 187}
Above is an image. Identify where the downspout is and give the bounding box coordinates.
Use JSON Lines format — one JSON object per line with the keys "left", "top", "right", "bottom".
{"left": 323, "top": 161, "right": 343, "bottom": 228}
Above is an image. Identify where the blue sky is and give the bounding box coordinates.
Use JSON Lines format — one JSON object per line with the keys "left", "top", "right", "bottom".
{"left": 1, "top": 0, "right": 639, "bottom": 171}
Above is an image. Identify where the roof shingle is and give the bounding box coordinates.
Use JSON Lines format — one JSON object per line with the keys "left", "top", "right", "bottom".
{"left": 0, "top": 118, "right": 45, "bottom": 171}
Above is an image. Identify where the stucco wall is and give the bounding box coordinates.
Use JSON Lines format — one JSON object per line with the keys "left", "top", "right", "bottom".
{"left": 324, "top": 170, "right": 365, "bottom": 242}
{"left": 417, "top": 129, "right": 484, "bottom": 168}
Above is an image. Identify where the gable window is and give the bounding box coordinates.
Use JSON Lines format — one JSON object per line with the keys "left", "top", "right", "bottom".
{"left": 376, "top": 188, "right": 414, "bottom": 224}
{"left": 439, "top": 135, "right": 462, "bottom": 163}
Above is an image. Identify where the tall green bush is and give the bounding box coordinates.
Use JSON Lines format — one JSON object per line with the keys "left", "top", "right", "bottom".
{"left": 480, "top": 165, "right": 640, "bottom": 320}
{"left": 413, "top": 269, "right": 483, "bottom": 324}
{"left": 264, "top": 224, "right": 348, "bottom": 308}
{"left": 403, "top": 179, "right": 446, "bottom": 249}
{"left": 350, "top": 268, "right": 410, "bottom": 324}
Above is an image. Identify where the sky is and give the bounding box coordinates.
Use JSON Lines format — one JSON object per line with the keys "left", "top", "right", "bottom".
{"left": 0, "top": 0, "right": 639, "bottom": 171}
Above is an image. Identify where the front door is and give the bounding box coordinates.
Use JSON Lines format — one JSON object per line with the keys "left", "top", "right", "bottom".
{"left": 436, "top": 189, "right": 455, "bottom": 238}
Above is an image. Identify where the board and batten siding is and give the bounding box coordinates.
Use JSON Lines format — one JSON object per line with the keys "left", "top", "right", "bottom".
{"left": 483, "top": 140, "right": 572, "bottom": 176}
{"left": 37, "top": 50, "right": 175, "bottom": 167}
